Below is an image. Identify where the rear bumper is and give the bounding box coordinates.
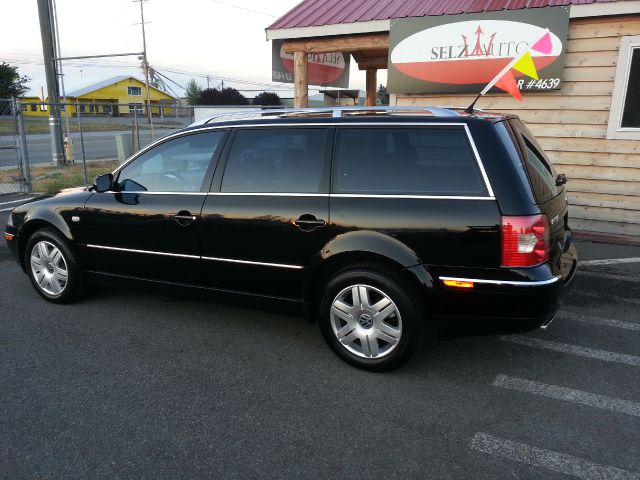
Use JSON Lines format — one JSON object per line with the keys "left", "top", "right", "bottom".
{"left": 419, "top": 243, "right": 578, "bottom": 332}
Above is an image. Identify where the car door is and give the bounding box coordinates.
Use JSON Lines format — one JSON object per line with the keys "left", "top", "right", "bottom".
{"left": 79, "top": 130, "right": 227, "bottom": 284}
{"left": 199, "top": 126, "right": 333, "bottom": 299}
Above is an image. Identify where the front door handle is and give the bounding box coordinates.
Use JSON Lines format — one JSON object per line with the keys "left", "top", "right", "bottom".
{"left": 293, "top": 214, "right": 326, "bottom": 231}
{"left": 174, "top": 210, "right": 197, "bottom": 226}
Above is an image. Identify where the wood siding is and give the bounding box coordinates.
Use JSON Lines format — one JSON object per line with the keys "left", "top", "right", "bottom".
{"left": 395, "top": 15, "right": 640, "bottom": 236}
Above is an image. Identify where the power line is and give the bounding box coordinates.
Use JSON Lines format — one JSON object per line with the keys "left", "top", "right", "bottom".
{"left": 207, "top": 0, "right": 277, "bottom": 18}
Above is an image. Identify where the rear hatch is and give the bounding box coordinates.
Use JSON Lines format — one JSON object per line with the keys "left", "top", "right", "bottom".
{"left": 506, "top": 118, "right": 574, "bottom": 274}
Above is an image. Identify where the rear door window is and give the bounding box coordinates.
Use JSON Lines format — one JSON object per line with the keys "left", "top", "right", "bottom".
{"left": 220, "top": 128, "right": 330, "bottom": 193}
{"left": 333, "top": 127, "right": 487, "bottom": 196}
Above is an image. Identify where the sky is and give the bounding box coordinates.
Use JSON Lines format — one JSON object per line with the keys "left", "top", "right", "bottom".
{"left": 1, "top": 0, "right": 384, "bottom": 98}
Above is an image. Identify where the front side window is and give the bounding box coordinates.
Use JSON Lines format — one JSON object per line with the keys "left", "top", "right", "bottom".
{"left": 334, "top": 127, "right": 486, "bottom": 196}
{"left": 221, "top": 128, "right": 329, "bottom": 193}
{"left": 117, "top": 131, "right": 224, "bottom": 192}
{"left": 128, "top": 86, "right": 142, "bottom": 96}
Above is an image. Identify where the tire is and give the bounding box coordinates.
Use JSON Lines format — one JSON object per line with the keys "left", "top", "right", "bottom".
{"left": 318, "top": 267, "right": 424, "bottom": 371}
{"left": 25, "top": 228, "right": 84, "bottom": 304}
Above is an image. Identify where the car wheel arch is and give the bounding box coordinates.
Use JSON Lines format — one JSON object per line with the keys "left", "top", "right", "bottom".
{"left": 303, "top": 251, "right": 432, "bottom": 323}
{"left": 18, "top": 220, "right": 73, "bottom": 271}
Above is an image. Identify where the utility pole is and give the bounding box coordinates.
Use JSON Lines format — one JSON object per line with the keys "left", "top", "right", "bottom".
{"left": 135, "top": 0, "right": 154, "bottom": 139}
{"left": 51, "top": 0, "right": 71, "bottom": 143}
{"left": 37, "top": 0, "right": 64, "bottom": 167}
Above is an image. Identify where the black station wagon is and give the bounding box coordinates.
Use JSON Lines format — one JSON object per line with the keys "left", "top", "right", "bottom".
{"left": 5, "top": 106, "right": 577, "bottom": 370}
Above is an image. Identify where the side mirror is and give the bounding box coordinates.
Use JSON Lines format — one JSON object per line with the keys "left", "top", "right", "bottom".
{"left": 93, "top": 173, "right": 114, "bottom": 193}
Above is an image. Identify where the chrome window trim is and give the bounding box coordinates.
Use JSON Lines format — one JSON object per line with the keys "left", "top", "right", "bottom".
{"left": 463, "top": 124, "right": 495, "bottom": 198}
{"left": 99, "top": 191, "right": 208, "bottom": 195}
{"left": 439, "top": 275, "right": 562, "bottom": 287}
{"left": 86, "top": 244, "right": 303, "bottom": 270}
{"left": 98, "top": 191, "right": 495, "bottom": 200}
{"left": 208, "top": 192, "right": 329, "bottom": 198}
{"left": 330, "top": 194, "right": 495, "bottom": 200}
{"left": 111, "top": 122, "right": 494, "bottom": 199}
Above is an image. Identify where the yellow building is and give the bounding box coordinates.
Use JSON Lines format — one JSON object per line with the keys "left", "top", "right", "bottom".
{"left": 21, "top": 76, "right": 177, "bottom": 117}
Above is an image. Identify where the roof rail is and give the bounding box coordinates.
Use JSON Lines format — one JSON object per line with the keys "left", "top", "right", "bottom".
{"left": 191, "top": 105, "right": 464, "bottom": 126}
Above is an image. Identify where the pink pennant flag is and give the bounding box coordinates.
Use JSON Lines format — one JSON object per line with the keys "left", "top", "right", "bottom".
{"left": 531, "top": 31, "right": 552, "bottom": 54}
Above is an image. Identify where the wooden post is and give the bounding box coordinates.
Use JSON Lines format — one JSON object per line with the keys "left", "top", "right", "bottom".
{"left": 366, "top": 68, "right": 377, "bottom": 106}
{"left": 294, "top": 51, "right": 308, "bottom": 108}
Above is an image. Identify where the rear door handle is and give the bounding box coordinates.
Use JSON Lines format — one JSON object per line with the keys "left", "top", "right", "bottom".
{"left": 174, "top": 210, "right": 198, "bottom": 226}
{"left": 293, "top": 214, "right": 326, "bottom": 231}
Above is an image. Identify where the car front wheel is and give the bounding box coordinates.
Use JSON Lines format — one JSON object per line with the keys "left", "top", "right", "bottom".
{"left": 25, "top": 228, "right": 83, "bottom": 303}
{"left": 318, "top": 268, "right": 424, "bottom": 371}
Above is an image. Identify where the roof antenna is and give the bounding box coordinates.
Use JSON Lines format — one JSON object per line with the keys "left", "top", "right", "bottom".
{"left": 465, "top": 92, "right": 482, "bottom": 115}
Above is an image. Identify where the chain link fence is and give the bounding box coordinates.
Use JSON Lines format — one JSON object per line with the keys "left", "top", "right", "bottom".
{"left": 0, "top": 98, "right": 30, "bottom": 194}
{"left": 5, "top": 102, "right": 280, "bottom": 194}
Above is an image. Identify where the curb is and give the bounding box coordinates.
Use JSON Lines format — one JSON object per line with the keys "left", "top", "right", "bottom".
{"left": 574, "top": 230, "right": 640, "bottom": 247}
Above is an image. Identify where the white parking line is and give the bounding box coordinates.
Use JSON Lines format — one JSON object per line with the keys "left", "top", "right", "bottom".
{"left": 470, "top": 433, "right": 640, "bottom": 480}
{"left": 581, "top": 257, "right": 640, "bottom": 266}
{"left": 578, "top": 271, "right": 640, "bottom": 282}
{"left": 560, "top": 312, "right": 640, "bottom": 331}
{"left": 501, "top": 335, "right": 640, "bottom": 367}
{"left": 0, "top": 207, "right": 15, "bottom": 212}
{"left": 0, "top": 197, "right": 37, "bottom": 207}
{"left": 493, "top": 374, "right": 640, "bottom": 417}
{"left": 574, "top": 291, "right": 640, "bottom": 305}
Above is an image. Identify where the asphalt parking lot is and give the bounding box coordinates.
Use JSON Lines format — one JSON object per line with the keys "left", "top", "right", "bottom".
{"left": 1, "top": 194, "right": 639, "bottom": 479}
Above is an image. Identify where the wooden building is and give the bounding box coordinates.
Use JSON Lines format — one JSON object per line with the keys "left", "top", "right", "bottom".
{"left": 21, "top": 76, "right": 177, "bottom": 118}
{"left": 266, "top": 0, "right": 640, "bottom": 238}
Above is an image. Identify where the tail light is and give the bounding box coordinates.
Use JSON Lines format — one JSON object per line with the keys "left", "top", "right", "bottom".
{"left": 501, "top": 215, "right": 549, "bottom": 267}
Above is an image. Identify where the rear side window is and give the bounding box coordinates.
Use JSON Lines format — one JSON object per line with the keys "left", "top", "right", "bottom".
{"left": 522, "top": 139, "right": 559, "bottom": 203}
{"left": 333, "top": 127, "right": 487, "bottom": 196}
{"left": 221, "top": 128, "right": 329, "bottom": 193}
{"left": 510, "top": 120, "right": 560, "bottom": 203}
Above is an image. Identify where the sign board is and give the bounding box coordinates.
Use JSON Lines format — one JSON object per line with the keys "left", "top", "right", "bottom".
{"left": 272, "top": 40, "right": 350, "bottom": 88}
{"left": 388, "top": 7, "right": 569, "bottom": 94}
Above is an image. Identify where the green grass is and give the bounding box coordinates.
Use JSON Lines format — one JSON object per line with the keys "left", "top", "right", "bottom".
{"left": 0, "top": 160, "right": 118, "bottom": 193}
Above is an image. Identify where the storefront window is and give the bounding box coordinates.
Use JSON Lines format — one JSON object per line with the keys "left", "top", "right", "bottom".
{"left": 621, "top": 48, "right": 639, "bottom": 128}
{"left": 608, "top": 36, "right": 640, "bottom": 139}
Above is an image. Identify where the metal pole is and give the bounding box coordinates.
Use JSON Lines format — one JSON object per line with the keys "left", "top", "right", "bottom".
{"left": 137, "top": 0, "right": 154, "bottom": 139}
{"left": 37, "top": 0, "right": 65, "bottom": 167}
{"left": 133, "top": 106, "right": 140, "bottom": 151}
{"left": 14, "top": 99, "right": 32, "bottom": 193}
{"left": 51, "top": 0, "right": 70, "bottom": 140}
{"left": 76, "top": 100, "right": 87, "bottom": 184}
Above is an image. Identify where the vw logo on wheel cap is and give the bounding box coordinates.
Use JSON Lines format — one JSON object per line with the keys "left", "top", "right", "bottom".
{"left": 358, "top": 313, "right": 373, "bottom": 329}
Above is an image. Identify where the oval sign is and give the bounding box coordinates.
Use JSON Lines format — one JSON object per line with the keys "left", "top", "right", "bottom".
{"left": 391, "top": 20, "right": 563, "bottom": 85}
{"left": 280, "top": 45, "right": 347, "bottom": 85}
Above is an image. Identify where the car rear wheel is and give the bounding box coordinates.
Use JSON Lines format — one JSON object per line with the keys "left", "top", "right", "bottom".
{"left": 318, "top": 268, "right": 424, "bottom": 371}
{"left": 25, "top": 228, "right": 83, "bottom": 304}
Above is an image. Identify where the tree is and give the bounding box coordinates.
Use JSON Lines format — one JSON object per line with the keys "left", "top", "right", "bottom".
{"left": 184, "top": 78, "right": 202, "bottom": 105}
{"left": 196, "top": 87, "right": 249, "bottom": 106}
{"left": 377, "top": 84, "right": 389, "bottom": 105}
{"left": 252, "top": 91, "right": 281, "bottom": 106}
{"left": 0, "top": 61, "right": 30, "bottom": 98}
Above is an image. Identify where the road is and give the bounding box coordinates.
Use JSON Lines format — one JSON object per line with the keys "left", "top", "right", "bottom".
{"left": 0, "top": 129, "right": 176, "bottom": 168}
{"left": 1, "top": 196, "right": 639, "bottom": 479}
